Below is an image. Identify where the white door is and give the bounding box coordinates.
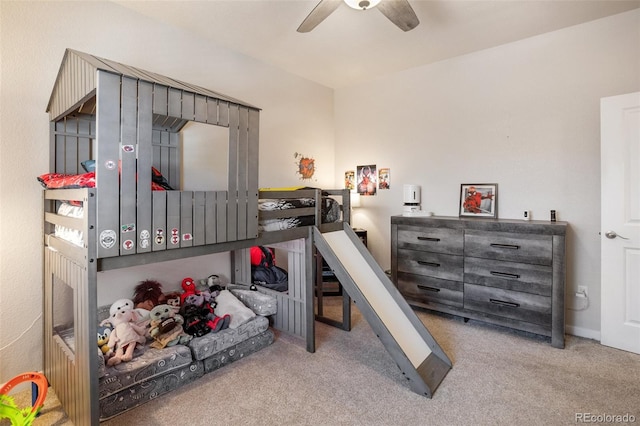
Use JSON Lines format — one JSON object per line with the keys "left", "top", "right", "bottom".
{"left": 601, "top": 91, "right": 640, "bottom": 354}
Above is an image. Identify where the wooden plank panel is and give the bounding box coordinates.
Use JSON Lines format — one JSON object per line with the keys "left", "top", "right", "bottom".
{"left": 95, "top": 71, "right": 121, "bottom": 258}
{"left": 227, "top": 106, "right": 239, "bottom": 241}
{"left": 180, "top": 191, "right": 194, "bottom": 248}
{"left": 195, "top": 95, "right": 207, "bottom": 123}
{"left": 194, "top": 191, "right": 205, "bottom": 246}
{"left": 137, "top": 81, "right": 154, "bottom": 253}
{"left": 152, "top": 130, "right": 161, "bottom": 171}
{"left": 169, "top": 132, "right": 180, "bottom": 189}
{"left": 205, "top": 191, "right": 217, "bottom": 244}
{"left": 167, "top": 191, "right": 181, "bottom": 249}
{"left": 216, "top": 190, "right": 227, "bottom": 243}
{"left": 182, "top": 92, "right": 195, "bottom": 120}
{"left": 218, "top": 101, "right": 230, "bottom": 127}
{"left": 152, "top": 191, "right": 167, "bottom": 251}
{"left": 206, "top": 98, "right": 218, "bottom": 125}
{"left": 77, "top": 118, "right": 91, "bottom": 172}
{"left": 153, "top": 84, "right": 168, "bottom": 116}
{"left": 55, "top": 121, "right": 65, "bottom": 173}
{"left": 65, "top": 118, "right": 79, "bottom": 174}
{"left": 236, "top": 107, "right": 249, "bottom": 240}
{"left": 120, "top": 77, "right": 138, "bottom": 255}
{"left": 168, "top": 88, "right": 181, "bottom": 118}
{"left": 160, "top": 131, "right": 170, "bottom": 178}
{"left": 247, "top": 108, "right": 260, "bottom": 238}
{"left": 50, "top": 122, "right": 56, "bottom": 172}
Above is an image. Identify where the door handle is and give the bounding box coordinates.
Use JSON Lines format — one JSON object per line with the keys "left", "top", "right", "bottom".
{"left": 605, "top": 230, "right": 629, "bottom": 240}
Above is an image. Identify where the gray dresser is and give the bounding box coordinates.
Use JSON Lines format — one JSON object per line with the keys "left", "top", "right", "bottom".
{"left": 391, "top": 215, "right": 567, "bottom": 348}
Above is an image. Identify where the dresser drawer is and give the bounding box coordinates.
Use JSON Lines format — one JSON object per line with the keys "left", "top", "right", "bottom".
{"left": 397, "top": 225, "right": 463, "bottom": 255}
{"left": 397, "top": 273, "right": 463, "bottom": 308}
{"left": 464, "top": 257, "right": 552, "bottom": 296}
{"left": 397, "top": 248, "right": 463, "bottom": 282}
{"left": 463, "top": 283, "right": 551, "bottom": 326}
{"left": 465, "top": 230, "right": 553, "bottom": 265}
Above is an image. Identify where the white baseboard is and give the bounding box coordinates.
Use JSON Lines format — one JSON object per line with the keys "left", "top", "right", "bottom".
{"left": 566, "top": 324, "right": 601, "bottom": 341}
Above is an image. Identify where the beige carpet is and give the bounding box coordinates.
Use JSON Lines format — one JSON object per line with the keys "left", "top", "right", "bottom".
{"left": 4, "top": 298, "right": 639, "bottom": 425}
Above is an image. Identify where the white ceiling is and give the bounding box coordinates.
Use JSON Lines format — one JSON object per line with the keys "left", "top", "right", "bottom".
{"left": 115, "top": 0, "right": 640, "bottom": 89}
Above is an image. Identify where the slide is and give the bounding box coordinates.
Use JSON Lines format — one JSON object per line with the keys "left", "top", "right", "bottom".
{"left": 313, "top": 225, "right": 451, "bottom": 398}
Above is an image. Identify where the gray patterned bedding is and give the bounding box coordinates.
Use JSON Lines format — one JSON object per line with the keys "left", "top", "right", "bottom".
{"left": 258, "top": 195, "right": 341, "bottom": 231}
{"left": 92, "top": 288, "right": 277, "bottom": 421}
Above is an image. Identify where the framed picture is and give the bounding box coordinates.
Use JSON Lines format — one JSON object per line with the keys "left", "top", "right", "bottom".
{"left": 357, "top": 164, "right": 377, "bottom": 196}
{"left": 378, "top": 168, "right": 390, "bottom": 190}
{"left": 345, "top": 170, "right": 355, "bottom": 190}
{"left": 459, "top": 184, "right": 497, "bottom": 218}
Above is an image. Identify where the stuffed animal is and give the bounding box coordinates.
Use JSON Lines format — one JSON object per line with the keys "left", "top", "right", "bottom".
{"left": 181, "top": 277, "right": 197, "bottom": 294}
{"left": 198, "top": 274, "right": 223, "bottom": 293}
{"left": 164, "top": 291, "right": 182, "bottom": 313}
{"left": 179, "top": 304, "right": 216, "bottom": 337}
{"left": 106, "top": 299, "right": 147, "bottom": 366}
{"left": 97, "top": 324, "right": 113, "bottom": 359}
{"left": 180, "top": 275, "right": 230, "bottom": 335}
{"left": 132, "top": 279, "right": 166, "bottom": 311}
{"left": 179, "top": 300, "right": 230, "bottom": 337}
{"left": 147, "top": 304, "right": 192, "bottom": 349}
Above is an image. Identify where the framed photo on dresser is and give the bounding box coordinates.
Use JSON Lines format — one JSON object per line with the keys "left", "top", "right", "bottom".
{"left": 459, "top": 183, "right": 497, "bottom": 218}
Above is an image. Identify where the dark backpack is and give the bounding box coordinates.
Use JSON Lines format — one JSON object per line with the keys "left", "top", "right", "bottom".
{"left": 251, "top": 246, "right": 288, "bottom": 292}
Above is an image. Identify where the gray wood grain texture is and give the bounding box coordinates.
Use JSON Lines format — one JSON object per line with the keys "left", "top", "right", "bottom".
{"left": 136, "top": 81, "right": 153, "bottom": 254}
{"left": 95, "top": 71, "right": 121, "bottom": 258}
{"left": 391, "top": 215, "right": 566, "bottom": 348}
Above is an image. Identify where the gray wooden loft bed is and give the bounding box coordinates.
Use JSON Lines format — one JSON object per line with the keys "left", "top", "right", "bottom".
{"left": 42, "top": 49, "right": 350, "bottom": 425}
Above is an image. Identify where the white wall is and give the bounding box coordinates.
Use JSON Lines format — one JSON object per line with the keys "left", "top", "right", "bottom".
{"left": 335, "top": 10, "right": 640, "bottom": 339}
{"left": 0, "top": 1, "right": 334, "bottom": 383}
{"left": 1, "top": 1, "right": 637, "bottom": 385}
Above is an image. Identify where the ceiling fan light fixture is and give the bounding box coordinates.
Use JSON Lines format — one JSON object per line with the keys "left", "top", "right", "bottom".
{"left": 344, "top": 0, "right": 381, "bottom": 11}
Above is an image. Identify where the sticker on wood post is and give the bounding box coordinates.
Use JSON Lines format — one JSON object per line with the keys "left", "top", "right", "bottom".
{"left": 171, "top": 228, "right": 180, "bottom": 245}
{"left": 140, "top": 230, "right": 150, "bottom": 249}
{"left": 99, "top": 230, "right": 116, "bottom": 249}
{"left": 155, "top": 229, "right": 165, "bottom": 245}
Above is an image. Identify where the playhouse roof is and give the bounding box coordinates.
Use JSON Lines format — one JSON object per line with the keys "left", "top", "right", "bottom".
{"left": 46, "top": 49, "right": 258, "bottom": 121}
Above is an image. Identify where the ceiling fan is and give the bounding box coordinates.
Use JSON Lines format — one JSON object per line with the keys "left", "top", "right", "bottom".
{"left": 297, "top": 0, "right": 419, "bottom": 33}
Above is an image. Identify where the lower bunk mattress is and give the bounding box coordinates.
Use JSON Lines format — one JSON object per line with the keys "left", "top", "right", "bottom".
{"left": 96, "top": 288, "right": 277, "bottom": 421}
{"left": 98, "top": 324, "right": 274, "bottom": 421}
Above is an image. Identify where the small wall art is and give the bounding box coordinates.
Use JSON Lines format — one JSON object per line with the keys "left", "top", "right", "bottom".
{"left": 345, "top": 170, "right": 355, "bottom": 190}
{"left": 378, "top": 168, "right": 390, "bottom": 189}
{"left": 459, "top": 183, "right": 497, "bottom": 218}
{"left": 294, "top": 152, "right": 316, "bottom": 181}
{"left": 357, "top": 164, "right": 377, "bottom": 196}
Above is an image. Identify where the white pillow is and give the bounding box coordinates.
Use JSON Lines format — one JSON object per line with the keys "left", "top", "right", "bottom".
{"left": 215, "top": 290, "right": 256, "bottom": 329}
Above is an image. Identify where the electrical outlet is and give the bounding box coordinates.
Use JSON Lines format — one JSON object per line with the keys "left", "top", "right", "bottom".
{"left": 577, "top": 286, "right": 588, "bottom": 298}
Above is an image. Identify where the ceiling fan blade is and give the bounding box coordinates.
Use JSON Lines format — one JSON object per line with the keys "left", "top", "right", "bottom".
{"left": 297, "top": 0, "right": 343, "bottom": 33}
{"left": 377, "top": 0, "right": 420, "bottom": 32}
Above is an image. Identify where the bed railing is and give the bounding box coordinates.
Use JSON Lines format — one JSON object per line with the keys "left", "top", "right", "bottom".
{"left": 44, "top": 187, "right": 350, "bottom": 268}
{"left": 44, "top": 188, "right": 260, "bottom": 261}
{"left": 257, "top": 188, "right": 350, "bottom": 241}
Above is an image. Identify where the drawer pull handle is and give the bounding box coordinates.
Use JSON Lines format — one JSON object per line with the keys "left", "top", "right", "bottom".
{"left": 417, "top": 285, "right": 440, "bottom": 293}
{"left": 417, "top": 261, "right": 441, "bottom": 267}
{"left": 490, "top": 298, "right": 520, "bottom": 308}
{"left": 490, "top": 243, "right": 520, "bottom": 250}
{"left": 490, "top": 271, "right": 521, "bottom": 279}
{"left": 417, "top": 236, "right": 440, "bottom": 242}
